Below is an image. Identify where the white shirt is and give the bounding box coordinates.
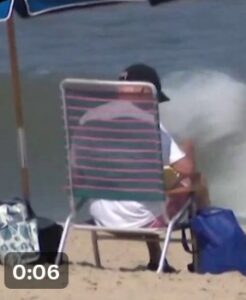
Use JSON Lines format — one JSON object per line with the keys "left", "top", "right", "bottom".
{"left": 89, "top": 122, "right": 185, "bottom": 229}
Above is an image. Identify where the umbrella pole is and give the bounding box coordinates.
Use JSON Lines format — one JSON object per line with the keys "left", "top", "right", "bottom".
{"left": 7, "top": 15, "right": 30, "bottom": 203}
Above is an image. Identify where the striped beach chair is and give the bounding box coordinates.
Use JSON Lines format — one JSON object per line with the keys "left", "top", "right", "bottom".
{"left": 57, "top": 78, "right": 198, "bottom": 273}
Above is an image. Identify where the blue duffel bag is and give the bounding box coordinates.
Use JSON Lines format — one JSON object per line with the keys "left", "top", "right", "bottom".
{"left": 183, "top": 207, "right": 246, "bottom": 275}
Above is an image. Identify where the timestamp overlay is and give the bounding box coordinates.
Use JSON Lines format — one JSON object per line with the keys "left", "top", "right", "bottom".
{"left": 4, "top": 252, "right": 69, "bottom": 289}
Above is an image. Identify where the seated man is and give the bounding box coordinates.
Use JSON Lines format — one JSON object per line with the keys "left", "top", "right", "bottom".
{"left": 87, "top": 64, "right": 200, "bottom": 272}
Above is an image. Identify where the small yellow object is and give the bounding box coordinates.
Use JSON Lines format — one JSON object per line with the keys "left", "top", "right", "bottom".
{"left": 163, "top": 166, "right": 181, "bottom": 190}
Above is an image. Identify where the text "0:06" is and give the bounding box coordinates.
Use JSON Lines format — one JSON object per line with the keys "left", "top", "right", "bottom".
{"left": 13, "top": 265, "right": 60, "bottom": 280}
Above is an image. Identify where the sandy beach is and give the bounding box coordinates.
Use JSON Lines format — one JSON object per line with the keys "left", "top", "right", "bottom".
{"left": 0, "top": 230, "right": 245, "bottom": 300}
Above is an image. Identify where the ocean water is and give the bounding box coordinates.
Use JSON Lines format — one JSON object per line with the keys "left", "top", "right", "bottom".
{"left": 0, "top": 0, "right": 246, "bottom": 221}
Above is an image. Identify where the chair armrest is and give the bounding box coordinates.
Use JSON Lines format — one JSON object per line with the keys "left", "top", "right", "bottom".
{"left": 165, "top": 172, "right": 202, "bottom": 196}
{"left": 166, "top": 186, "right": 195, "bottom": 196}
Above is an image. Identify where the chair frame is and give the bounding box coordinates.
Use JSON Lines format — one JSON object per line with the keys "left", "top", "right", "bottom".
{"left": 56, "top": 78, "right": 199, "bottom": 274}
{"left": 56, "top": 183, "right": 198, "bottom": 274}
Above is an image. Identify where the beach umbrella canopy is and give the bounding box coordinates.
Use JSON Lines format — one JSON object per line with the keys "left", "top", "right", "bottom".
{"left": 0, "top": 0, "right": 140, "bottom": 20}
{"left": 0, "top": 0, "right": 171, "bottom": 20}
{"left": 0, "top": 0, "right": 172, "bottom": 204}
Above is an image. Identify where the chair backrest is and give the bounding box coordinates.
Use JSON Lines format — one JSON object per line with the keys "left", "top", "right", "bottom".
{"left": 60, "top": 79, "right": 165, "bottom": 203}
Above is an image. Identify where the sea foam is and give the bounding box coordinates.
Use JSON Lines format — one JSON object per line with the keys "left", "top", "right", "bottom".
{"left": 160, "top": 70, "right": 246, "bottom": 220}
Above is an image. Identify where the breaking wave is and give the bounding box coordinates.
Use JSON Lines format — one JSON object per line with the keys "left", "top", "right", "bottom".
{"left": 160, "top": 70, "right": 246, "bottom": 220}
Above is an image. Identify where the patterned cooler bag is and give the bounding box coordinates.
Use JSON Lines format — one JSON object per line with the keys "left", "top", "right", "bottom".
{"left": 0, "top": 198, "right": 40, "bottom": 265}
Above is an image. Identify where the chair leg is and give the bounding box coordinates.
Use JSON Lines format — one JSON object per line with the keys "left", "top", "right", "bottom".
{"left": 156, "top": 197, "right": 194, "bottom": 274}
{"left": 157, "top": 219, "right": 175, "bottom": 274}
{"left": 55, "top": 213, "right": 73, "bottom": 265}
{"left": 190, "top": 197, "right": 198, "bottom": 271}
{"left": 91, "top": 231, "right": 102, "bottom": 268}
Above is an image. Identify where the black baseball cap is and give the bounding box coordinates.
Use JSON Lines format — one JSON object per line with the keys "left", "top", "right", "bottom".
{"left": 118, "top": 64, "right": 170, "bottom": 102}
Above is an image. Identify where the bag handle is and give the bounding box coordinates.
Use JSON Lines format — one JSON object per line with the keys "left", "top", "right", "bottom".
{"left": 181, "top": 228, "right": 193, "bottom": 254}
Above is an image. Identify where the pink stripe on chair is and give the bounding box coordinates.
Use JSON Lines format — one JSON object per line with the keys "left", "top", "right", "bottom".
{"left": 67, "top": 105, "right": 91, "bottom": 112}
{"left": 71, "top": 135, "right": 160, "bottom": 144}
{"left": 69, "top": 125, "right": 157, "bottom": 133}
{"left": 67, "top": 105, "right": 155, "bottom": 114}
{"left": 74, "top": 145, "right": 160, "bottom": 154}
{"left": 66, "top": 94, "right": 156, "bottom": 104}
